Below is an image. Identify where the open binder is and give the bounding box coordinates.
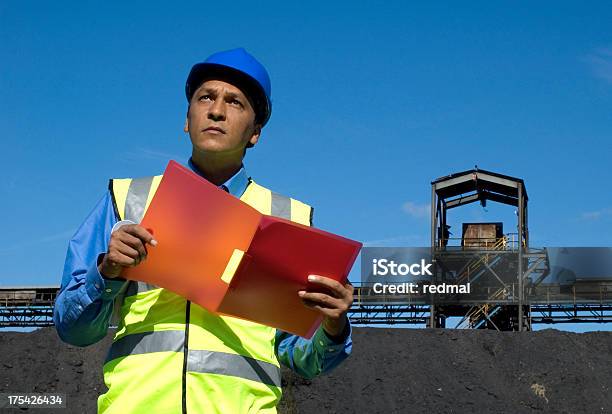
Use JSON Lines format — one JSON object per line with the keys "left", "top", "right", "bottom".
{"left": 123, "top": 161, "right": 362, "bottom": 338}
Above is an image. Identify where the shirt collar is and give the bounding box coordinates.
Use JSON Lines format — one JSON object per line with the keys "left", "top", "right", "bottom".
{"left": 187, "top": 158, "right": 249, "bottom": 198}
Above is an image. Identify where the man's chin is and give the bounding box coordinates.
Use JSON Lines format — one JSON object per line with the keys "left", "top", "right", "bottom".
{"left": 191, "top": 145, "right": 242, "bottom": 158}
{"left": 191, "top": 139, "right": 225, "bottom": 153}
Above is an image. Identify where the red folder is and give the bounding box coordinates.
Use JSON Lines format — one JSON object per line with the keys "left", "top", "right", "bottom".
{"left": 123, "top": 161, "right": 362, "bottom": 338}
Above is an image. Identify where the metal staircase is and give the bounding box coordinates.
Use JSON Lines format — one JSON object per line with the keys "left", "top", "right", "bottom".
{"left": 453, "top": 237, "right": 512, "bottom": 329}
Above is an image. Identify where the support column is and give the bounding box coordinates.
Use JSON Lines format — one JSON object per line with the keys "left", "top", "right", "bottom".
{"left": 430, "top": 185, "right": 437, "bottom": 328}
{"left": 517, "top": 183, "right": 524, "bottom": 331}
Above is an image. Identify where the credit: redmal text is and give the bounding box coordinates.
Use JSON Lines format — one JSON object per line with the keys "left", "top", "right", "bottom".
{"left": 372, "top": 282, "right": 471, "bottom": 294}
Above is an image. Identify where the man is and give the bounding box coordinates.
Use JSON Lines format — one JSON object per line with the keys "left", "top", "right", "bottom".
{"left": 54, "top": 48, "right": 353, "bottom": 413}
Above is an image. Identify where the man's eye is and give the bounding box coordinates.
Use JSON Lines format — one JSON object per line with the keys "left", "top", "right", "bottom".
{"left": 198, "top": 95, "right": 212, "bottom": 102}
{"left": 230, "top": 99, "right": 243, "bottom": 107}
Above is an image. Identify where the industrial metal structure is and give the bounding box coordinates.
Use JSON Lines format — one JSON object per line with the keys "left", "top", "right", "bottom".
{"left": 1, "top": 168, "right": 612, "bottom": 330}
{"left": 0, "top": 286, "right": 57, "bottom": 327}
{"left": 350, "top": 168, "right": 612, "bottom": 331}
{"left": 2, "top": 285, "right": 611, "bottom": 329}
{"left": 430, "top": 168, "right": 532, "bottom": 330}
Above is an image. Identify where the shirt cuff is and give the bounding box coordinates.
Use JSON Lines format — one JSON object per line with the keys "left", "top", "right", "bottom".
{"left": 111, "top": 220, "right": 136, "bottom": 233}
{"left": 312, "top": 319, "right": 352, "bottom": 354}
{"left": 85, "top": 253, "right": 128, "bottom": 302}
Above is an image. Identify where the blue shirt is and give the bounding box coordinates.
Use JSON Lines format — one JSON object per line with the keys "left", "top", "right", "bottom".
{"left": 53, "top": 160, "right": 352, "bottom": 379}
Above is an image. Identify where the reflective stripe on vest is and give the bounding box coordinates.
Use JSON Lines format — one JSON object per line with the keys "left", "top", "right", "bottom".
{"left": 270, "top": 192, "right": 291, "bottom": 219}
{"left": 109, "top": 175, "right": 164, "bottom": 315}
{"left": 123, "top": 178, "right": 161, "bottom": 295}
{"left": 188, "top": 349, "right": 281, "bottom": 388}
{"left": 105, "top": 330, "right": 185, "bottom": 362}
{"left": 124, "top": 176, "right": 154, "bottom": 222}
{"left": 105, "top": 330, "right": 281, "bottom": 387}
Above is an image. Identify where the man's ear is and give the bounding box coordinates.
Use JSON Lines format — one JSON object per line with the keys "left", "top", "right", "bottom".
{"left": 249, "top": 124, "right": 261, "bottom": 147}
{"left": 183, "top": 117, "right": 189, "bottom": 133}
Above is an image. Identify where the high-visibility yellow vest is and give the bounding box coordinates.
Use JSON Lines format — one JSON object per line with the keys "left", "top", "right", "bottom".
{"left": 98, "top": 174, "right": 313, "bottom": 414}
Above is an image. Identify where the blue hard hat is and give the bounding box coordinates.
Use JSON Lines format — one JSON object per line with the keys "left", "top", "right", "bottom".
{"left": 185, "top": 48, "right": 272, "bottom": 126}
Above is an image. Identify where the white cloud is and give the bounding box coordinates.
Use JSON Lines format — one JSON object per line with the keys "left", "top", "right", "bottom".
{"left": 580, "top": 207, "right": 612, "bottom": 221}
{"left": 137, "top": 148, "right": 183, "bottom": 160}
{"left": 586, "top": 48, "right": 612, "bottom": 85}
{"left": 0, "top": 229, "right": 75, "bottom": 255}
{"left": 120, "top": 147, "right": 183, "bottom": 163}
{"left": 401, "top": 201, "right": 431, "bottom": 219}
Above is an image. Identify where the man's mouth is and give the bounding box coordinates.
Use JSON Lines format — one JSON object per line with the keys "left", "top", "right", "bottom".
{"left": 203, "top": 126, "right": 226, "bottom": 134}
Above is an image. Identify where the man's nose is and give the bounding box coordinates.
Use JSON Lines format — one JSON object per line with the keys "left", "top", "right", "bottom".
{"left": 207, "top": 99, "right": 226, "bottom": 121}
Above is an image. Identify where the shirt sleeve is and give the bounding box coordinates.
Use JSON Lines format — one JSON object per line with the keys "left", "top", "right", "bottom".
{"left": 274, "top": 319, "right": 353, "bottom": 379}
{"left": 53, "top": 191, "right": 127, "bottom": 347}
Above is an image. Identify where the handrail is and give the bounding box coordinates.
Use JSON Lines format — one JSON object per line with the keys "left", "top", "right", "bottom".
{"left": 456, "top": 286, "right": 508, "bottom": 328}
{"left": 454, "top": 237, "right": 506, "bottom": 285}
{"left": 438, "top": 233, "right": 520, "bottom": 250}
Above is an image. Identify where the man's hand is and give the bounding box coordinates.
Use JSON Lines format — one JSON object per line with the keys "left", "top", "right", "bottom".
{"left": 298, "top": 275, "right": 353, "bottom": 341}
{"left": 98, "top": 224, "right": 157, "bottom": 279}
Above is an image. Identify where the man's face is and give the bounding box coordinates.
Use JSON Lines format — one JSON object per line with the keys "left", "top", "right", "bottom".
{"left": 184, "top": 79, "right": 261, "bottom": 156}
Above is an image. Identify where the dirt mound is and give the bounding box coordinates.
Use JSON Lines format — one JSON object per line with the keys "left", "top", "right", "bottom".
{"left": 282, "top": 328, "right": 612, "bottom": 413}
{"left": 0, "top": 327, "right": 610, "bottom": 413}
{"left": 0, "top": 327, "right": 113, "bottom": 413}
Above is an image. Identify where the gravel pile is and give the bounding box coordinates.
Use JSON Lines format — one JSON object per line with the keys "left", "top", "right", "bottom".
{"left": 0, "top": 327, "right": 610, "bottom": 413}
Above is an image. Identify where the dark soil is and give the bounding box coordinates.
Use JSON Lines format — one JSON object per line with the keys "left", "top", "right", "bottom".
{"left": 0, "top": 327, "right": 610, "bottom": 413}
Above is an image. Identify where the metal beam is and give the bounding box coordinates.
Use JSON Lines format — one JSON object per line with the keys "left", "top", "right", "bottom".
{"left": 474, "top": 172, "right": 519, "bottom": 190}
{"left": 433, "top": 174, "right": 475, "bottom": 191}
{"left": 446, "top": 193, "right": 480, "bottom": 209}
{"left": 445, "top": 191, "right": 519, "bottom": 210}
{"left": 2, "top": 286, "right": 612, "bottom": 329}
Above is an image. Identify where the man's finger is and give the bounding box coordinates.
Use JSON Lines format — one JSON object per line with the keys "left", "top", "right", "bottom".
{"left": 301, "top": 302, "right": 343, "bottom": 319}
{"left": 122, "top": 224, "right": 158, "bottom": 246}
{"left": 298, "top": 291, "right": 342, "bottom": 309}
{"left": 300, "top": 298, "right": 332, "bottom": 310}
{"left": 107, "top": 251, "right": 140, "bottom": 267}
{"left": 113, "top": 243, "right": 143, "bottom": 264}
{"left": 306, "top": 275, "right": 349, "bottom": 299}
{"left": 116, "top": 232, "right": 148, "bottom": 260}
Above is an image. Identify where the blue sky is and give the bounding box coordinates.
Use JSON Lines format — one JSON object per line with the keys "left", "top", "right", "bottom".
{"left": 1, "top": 2, "right": 611, "bottom": 331}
